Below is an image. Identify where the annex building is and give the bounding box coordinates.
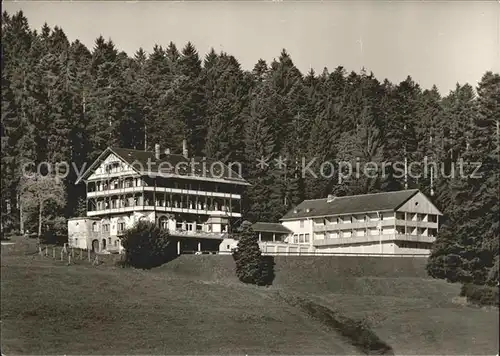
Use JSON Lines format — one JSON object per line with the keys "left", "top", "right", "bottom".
{"left": 279, "top": 189, "right": 442, "bottom": 255}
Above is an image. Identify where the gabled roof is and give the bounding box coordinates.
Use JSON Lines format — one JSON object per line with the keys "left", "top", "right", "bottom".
{"left": 280, "top": 189, "right": 422, "bottom": 220}
{"left": 251, "top": 222, "right": 292, "bottom": 234}
{"left": 76, "top": 147, "right": 249, "bottom": 185}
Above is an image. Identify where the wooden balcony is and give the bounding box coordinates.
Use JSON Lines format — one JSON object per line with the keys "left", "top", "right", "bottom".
{"left": 168, "top": 230, "right": 228, "bottom": 240}
{"left": 314, "top": 219, "right": 396, "bottom": 232}
{"left": 87, "top": 186, "right": 241, "bottom": 200}
{"left": 87, "top": 205, "right": 241, "bottom": 218}
{"left": 395, "top": 219, "right": 438, "bottom": 229}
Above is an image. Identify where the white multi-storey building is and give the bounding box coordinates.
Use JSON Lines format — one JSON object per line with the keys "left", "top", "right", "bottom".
{"left": 280, "top": 189, "right": 442, "bottom": 255}
{"left": 68, "top": 142, "right": 249, "bottom": 254}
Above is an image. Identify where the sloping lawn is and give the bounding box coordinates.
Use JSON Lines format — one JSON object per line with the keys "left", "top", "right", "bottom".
{"left": 2, "top": 238, "right": 498, "bottom": 355}
{"left": 1, "top": 247, "right": 357, "bottom": 355}
{"left": 162, "top": 255, "right": 499, "bottom": 355}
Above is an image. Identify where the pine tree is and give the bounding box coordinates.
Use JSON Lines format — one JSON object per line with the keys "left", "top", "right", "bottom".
{"left": 381, "top": 76, "right": 421, "bottom": 191}
{"left": 165, "top": 42, "right": 206, "bottom": 156}
{"left": 234, "top": 221, "right": 264, "bottom": 285}
{"left": 243, "top": 79, "right": 278, "bottom": 221}
{"left": 428, "top": 72, "right": 500, "bottom": 286}
{"left": 304, "top": 67, "right": 346, "bottom": 198}
{"left": 203, "top": 52, "right": 248, "bottom": 163}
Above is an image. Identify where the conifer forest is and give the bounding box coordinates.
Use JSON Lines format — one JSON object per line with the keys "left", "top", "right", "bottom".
{"left": 1, "top": 11, "right": 499, "bottom": 285}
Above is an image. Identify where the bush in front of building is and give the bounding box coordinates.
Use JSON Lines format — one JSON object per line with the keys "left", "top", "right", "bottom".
{"left": 460, "top": 283, "right": 499, "bottom": 307}
{"left": 119, "top": 221, "right": 176, "bottom": 269}
{"left": 233, "top": 221, "right": 274, "bottom": 286}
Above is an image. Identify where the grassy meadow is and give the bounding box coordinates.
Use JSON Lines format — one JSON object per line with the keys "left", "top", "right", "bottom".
{"left": 1, "top": 236, "right": 498, "bottom": 355}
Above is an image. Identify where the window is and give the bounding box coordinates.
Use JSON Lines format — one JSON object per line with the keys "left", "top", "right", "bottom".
{"left": 293, "top": 234, "right": 298, "bottom": 243}
{"left": 114, "top": 240, "right": 118, "bottom": 247}
{"left": 117, "top": 222, "right": 125, "bottom": 232}
{"left": 74, "top": 238, "right": 78, "bottom": 246}
{"left": 108, "top": 237, "right": 111, "bottom": 245}
{"left": 299, "top": 234, "right": 304, "bottom": 243}
{"left": 304, "top": 234, "right": 310, "bottom": 243}
{"left": 380, "top": 213, "right": 384, "bottom": 221}
{"left": 299, "top": 220, "right": 304, "bottom": 228}
{"left": 103, "top": 224, "right": 110, "bottom": 232}
{"left": 92, "top": 222, "right": 98, "bottom": 232}
{"left": 159, "top": 217, "right": 168, "bottom": 230}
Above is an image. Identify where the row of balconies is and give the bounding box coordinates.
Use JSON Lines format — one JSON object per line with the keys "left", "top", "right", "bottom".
{"left": 87, "top": 205, "right": 242, "bottom": 218}
{"left": 87, "top": 186, "right": 242, "bottom": 200}
{"left": 85, "top": 224, "right": 227, "bottom": 240}
{"left": 88, "top": 176, "right": 243, "bottom": 195}
{"left": 314, "top": 213, "right": 438, "bottom": 225}
{"left": 313, "top": 219, "right": 438, "bottom": 232}
{"left": 312, "top": 234, "right": 436, "bottom": 247}
{"left": 90, "top": 199, "right": 237, "bottom": 213}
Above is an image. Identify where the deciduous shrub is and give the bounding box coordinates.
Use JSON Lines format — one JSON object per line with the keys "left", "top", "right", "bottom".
{"left": 460, "top": 283, "right": 499, "bottom": 307}
{"left": 119, "top": 221, "right": 176, "bottom": 269}
{"left": 233, "top": 221, "right": 275, "bottom": 286}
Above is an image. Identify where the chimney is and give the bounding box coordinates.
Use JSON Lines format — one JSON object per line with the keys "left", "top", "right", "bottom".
{"left": 327, "top": 194, "right": 336, "bottom": 203}
{"left": 182, "top": 139, "right": 188, "bottom": 158}
{"left": 155, "top": 144, "right": 160, "bottom": 160}
{"left": 164, "top": 148, "right": 170, "bottom": 155}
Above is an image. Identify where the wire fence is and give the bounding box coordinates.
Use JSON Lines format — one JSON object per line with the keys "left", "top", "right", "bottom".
{"left": 35, "top": 243, "right": 122, "bottom": 266}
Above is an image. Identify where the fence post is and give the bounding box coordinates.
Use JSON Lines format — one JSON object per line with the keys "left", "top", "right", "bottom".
{"left": 60, "top": 250, "right": 63, "bottom": 261}
{"left": 88, "top": 248, "right": 91, "bottom": 262}
{"left": 39, "top": 246, "right": 42, "bottom": 256}
{"left": 45, "top": 247, "right": 48, "bottom": 256}
{"left": 53, "top": 247, "right": 55, "bottom": 259}
{"left": 68, "top": 254, "right": 71, "bottom": 265}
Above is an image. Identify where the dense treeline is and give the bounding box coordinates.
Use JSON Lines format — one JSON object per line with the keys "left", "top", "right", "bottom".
{"left": 1, "top": 11, "right": 498, "bottom": 285}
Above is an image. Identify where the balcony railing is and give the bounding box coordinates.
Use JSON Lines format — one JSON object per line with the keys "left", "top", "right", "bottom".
{"left": 395, "top": 219, "right": 438, "bottom": 229}
{"left": 87, "top": 186, "right": 241, "bottom": 200}
{"left": 314, "top": 219, "right": 438, "bottom": 232}
{"left": 313, "top": 233, "right": 436, "bottom": 247}
{"left": 87, "top": 205, "right": 241, "bottom": 218}
{"left": 314, "top": 219, "right": 395, "bottom": 232}
{"left": 168, "top": 229, "right": 228, "bottom": 240}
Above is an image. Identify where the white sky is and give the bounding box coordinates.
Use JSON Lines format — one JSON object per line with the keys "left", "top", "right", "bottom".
{"left": 4, "top": 0, "right": 500, "bottom": 94}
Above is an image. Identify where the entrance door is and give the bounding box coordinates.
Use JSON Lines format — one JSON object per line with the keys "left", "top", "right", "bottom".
{"left": 102, "top": 239, "right": 106, "bottom": 251}
{"left": 92, "top": 239, "right": 99, "bottom": 252}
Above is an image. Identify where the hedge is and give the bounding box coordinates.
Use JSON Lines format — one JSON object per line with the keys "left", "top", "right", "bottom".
{"left": 460, "top": 283, "right": 499, "bottom": 307}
